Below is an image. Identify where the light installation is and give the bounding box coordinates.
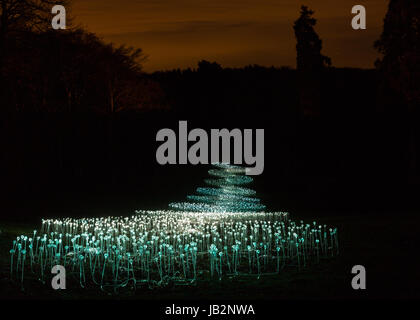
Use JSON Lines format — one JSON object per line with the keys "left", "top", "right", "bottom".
{"left": 169, "top": 163, "right": 266, "bottom": 212}
{"left": 9, "top": 164, "right": 338, "bottom": 293}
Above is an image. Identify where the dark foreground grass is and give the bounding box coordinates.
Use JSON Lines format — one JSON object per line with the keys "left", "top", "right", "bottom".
{"left": 0, "top": 213, "right": 419, "bottom": 300}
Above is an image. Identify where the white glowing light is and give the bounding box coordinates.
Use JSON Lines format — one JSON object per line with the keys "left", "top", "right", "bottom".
{"left": 170, "top": 164, "right": 265, "bottom": 212}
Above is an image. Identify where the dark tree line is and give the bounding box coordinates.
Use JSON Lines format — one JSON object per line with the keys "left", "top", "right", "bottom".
{"left": 0, "top": 0, "right": 168, "bottom": 208}
{"left": 0, "top": 0, "right": 167, "bottom": 113}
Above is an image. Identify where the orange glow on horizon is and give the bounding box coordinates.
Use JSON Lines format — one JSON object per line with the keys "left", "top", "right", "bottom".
{"left": 72, "top": 0, "right": 388, "bottom": 72}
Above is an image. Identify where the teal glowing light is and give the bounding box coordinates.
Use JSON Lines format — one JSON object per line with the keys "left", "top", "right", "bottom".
{"left": 10, "top": 211, "right": 338, "bottom": 292}
{"left": 169, "top": 163, "right": 265, "bottom": 212}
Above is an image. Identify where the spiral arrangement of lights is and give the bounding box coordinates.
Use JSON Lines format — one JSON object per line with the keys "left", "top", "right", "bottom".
{"left": 169, "top": 164, "right": 266, "bottom": 212}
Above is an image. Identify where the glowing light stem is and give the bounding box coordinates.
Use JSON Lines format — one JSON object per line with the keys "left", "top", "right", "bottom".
{"left": 247, "top": 247, "right": 252, "bottom": 273}
{"left": 324, "top": 229, "right": 328, "bottom": 256}
{"left": 100, "top": 255, "right": 108, "bottom": 289}
{"left": 224, "top": 247, "right": 231, "bottom": 273}
{"left": 9, "top": 249, "right": 15, "bottom": 278}
{"left": 79, "top": 256, "right": 85, "bottom": 288}
{"left": 16, "top": 243, "right": 21, "bottom": 276}
{"left": 329, "top": 229, "right": 334, "bottom": 257}
{"left": 335, "top": 229, "right": 339, "bottom": 255}
{"left": 181, "top": 254, "right": 186, "bottom": 278}
{"left": 301, "top": 239, "right": 306, "bottom": 268}
{"left": 256, "top": 250, "right": 261, "bottom": 277}
{"left": 158, "top": 253, "right": 163, "bottom": 281}
{"left": 316, "top": 240, "right": 320, "bottom": 263}
{"left": 21, "top": 251, "right": 26, "bottom": 289}
{"left": 219, "top": 252, "right": 223, "bottom": 280}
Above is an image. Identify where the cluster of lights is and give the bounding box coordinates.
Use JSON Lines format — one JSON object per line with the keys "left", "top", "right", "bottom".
{"left": 169, "top": 164, "right": 265, "bottom": 212}
{"left": 9, "top": 164, "right": 339, "bottom": 292}
{"left": 9, "top": 210, "right": 338, "bottom": 292}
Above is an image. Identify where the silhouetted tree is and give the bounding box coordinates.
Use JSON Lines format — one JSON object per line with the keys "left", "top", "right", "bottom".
{"left": 375, "top": 0, "right": 420, "bottom": 178}
{"left": 293, "top": 6, "right": 331, "bottom": 72}
{"left": 375, "top": 0, "right": 420, "bottom": 108}
{"left": 293, "top": 6, "right": 331, "bottom": 117}
{"left": 102, "top": 45, "right": 146, "bottom": 113}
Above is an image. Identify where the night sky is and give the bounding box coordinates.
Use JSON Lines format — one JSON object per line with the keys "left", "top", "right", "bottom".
{"left": 72, "top": 0, "right": 388, "bottom": 72}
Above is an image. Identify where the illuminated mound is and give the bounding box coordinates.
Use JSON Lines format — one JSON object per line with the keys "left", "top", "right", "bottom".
{"left": 169, "top": 163, "right": 266, "bottom": 212}
{"left": 9, "top": 210, "right": 338, "bottom": 292}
